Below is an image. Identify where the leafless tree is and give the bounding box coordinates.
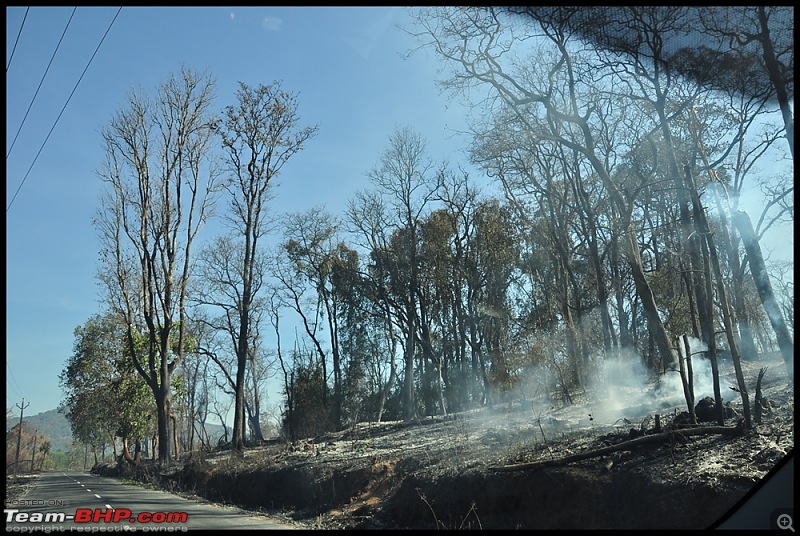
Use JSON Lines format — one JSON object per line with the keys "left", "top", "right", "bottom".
{"left": 693, "top": 7, "right": 794, "bottom": 160}
{"left": 96, "top": 66, "right": 219, "bottom": 464}
{"left": 345, "top": 190, "right": 400, "bottom": 422}
{"left": 200, "top": 81, "right": 318, "bottom": 451}
{"left": 411, "top": 7, "right": 683, "bottom": 375}
{"left": 365, "top": 126, "right": 438, "bottom": 422}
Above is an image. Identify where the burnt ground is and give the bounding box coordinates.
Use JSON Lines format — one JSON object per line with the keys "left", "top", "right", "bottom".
{"left": 10, "top": 353, "right": 793, "bottom": 530}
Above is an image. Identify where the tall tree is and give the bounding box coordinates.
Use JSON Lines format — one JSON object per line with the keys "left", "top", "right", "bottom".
{"left": 430, "top": 170, "right": 484, "bottom": 409}
{"left": 213, "top": 80, "right": 318, "bottom": 451}
{"left": 281, "top": 207, "right": 346, "bottom": 428}
{"left": 345, "top": 190, "right": 402, "bottom": 421}
{"left": 366, "top": 126, "right": 438, "bottom": 422}
{"left": 96, "top": 66, "right": 218, "bottom": 464}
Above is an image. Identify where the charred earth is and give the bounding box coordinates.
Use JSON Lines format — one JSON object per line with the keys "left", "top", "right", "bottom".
{"left": 90, "top": 352, "right": 792, "bottom": 530}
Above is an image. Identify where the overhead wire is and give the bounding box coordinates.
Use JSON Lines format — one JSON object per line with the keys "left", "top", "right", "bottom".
{"left": 7, "top": 7, "right": 77, "bottom": 160}
{"left": 6, "top": 7, "right": 123, "bottom": 214}
{"left": 6, "top": 361, "right": 25, "bottom": 400}
{"left": 6, "top": 6, "right": 29, "bottom": 73}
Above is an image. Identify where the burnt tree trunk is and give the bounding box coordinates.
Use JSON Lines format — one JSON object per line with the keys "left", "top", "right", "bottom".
{"left": 733, "top": 210, "right": 794, "bottom": 385}
{"left": 685, "top": 166, "right": 751, "bottom": 429}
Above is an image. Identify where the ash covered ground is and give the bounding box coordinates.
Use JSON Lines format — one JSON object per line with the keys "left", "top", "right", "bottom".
{"left": 158, "top": 351, "right": 794, "bottom": 529}
{"left": 21, "top": 351, "right": 793, "bottom": 530}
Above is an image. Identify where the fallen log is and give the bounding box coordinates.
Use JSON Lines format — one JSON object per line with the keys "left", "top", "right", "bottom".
{"left": 488, "top": 419, "right": 746, "bottom": 472}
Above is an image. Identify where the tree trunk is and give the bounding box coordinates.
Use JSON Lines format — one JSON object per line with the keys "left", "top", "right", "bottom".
{"left": 171, "top": 413, "right": 179, "bottom": 459}
{"left": 700, "top": 238, "right": 725, "bottom": 425}
{"left": 377, "top": 312, "right": 398, "bottom": 422}
{"left": 134, "top": 437, "right": 143, "bottom": 464}
{"left": 232, "top": 351, "right": 247, "bottom": 451}
{"left": 757, "top": 7, "right": 794, "bottom": 159}
{"left": 678, "top": 335, "right": 697, "bottom": 424}
{"left": 121, "top": 437, "right": 139, "bottom": 466}
{"left": 624, "top": 231, "right": 678, "bottom": 371}
{"left": 247, "top": 401, "right": 264, "bottom": 443}
{"left": 611, "top": 236, "right": 631, "bottom": 348}
{"left": 155, "top": 385, "right": 172, "bottom": 464}
{"left": 732, "top": 210, "right": 794, "bottom": 384}
{"left": 403, "top": 302, "right": 418, "bottom": 422}
{"left": 685, "top": 166, "right": 751, "bottom": 429}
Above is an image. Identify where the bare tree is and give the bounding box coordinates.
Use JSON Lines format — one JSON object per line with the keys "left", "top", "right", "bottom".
{"left": 366, "top": 126, "right": 438, "bottom": 422}
{"left": 345, "top": 190, "right": 400, "bottom": 422}
{"left": 208, "top": 81, "right": 318, "bottom": 451}
{"left": 96, "top": 66, "right": 219, "bottom": 464}
{"left": 411, "top": 7, "right": 681, "bottom": 373}
{"left": 693, "top": 7, "right": 794, "bottom": 160}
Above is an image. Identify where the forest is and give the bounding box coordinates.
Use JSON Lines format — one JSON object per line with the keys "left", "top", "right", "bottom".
{"left": 56, "top": 6, "right": 793, "bottom": 469}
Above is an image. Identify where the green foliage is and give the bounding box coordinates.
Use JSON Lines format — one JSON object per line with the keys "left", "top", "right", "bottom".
{"left": 282, "top": 359, "right": 335, "bottom": 440}
{"left": 59, "top": 313, "right": 155, "bottom": 450}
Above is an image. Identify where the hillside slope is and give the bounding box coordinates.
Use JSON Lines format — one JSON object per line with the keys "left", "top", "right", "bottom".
{"left": 91, "top": 353, "right": 793, "bottom": 530}
{"left": 6, "top": 409, "right": 73, "bottom": 453}
{"left": 6, "top": 409, "right": 228, "bottom": 455}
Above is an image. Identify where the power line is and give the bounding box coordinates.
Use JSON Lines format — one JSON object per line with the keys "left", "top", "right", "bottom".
{"left": 6, "top": 361, "right": 25, "bottom": 400}
{"left": 6, "top": 6, "right": 29, "bottom": 73}
{"left": 7, "top": 7, "right": 77, "bottom": 160}
{"left": 6, "top": 7, "right": 123, "bottom": 214}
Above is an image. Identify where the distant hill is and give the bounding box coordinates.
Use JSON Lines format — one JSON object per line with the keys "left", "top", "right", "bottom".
{"left": 6, "top": 409, "right": 230, "bottom": 453}
{"left": 6, "top": 408, "right": 74, "bottom": 453}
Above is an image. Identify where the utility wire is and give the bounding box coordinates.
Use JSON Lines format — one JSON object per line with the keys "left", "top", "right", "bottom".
{"left": 7, "top": 7, "right": 77, "bottom": 160}
{"left": 6, "top": 362, "right": 25, "bottom": 400}
{"left": 6, "top": 7, "right": 123, "bottom": 214}
{"left": 6, "top": 6, "right": 29, "bottom": 73}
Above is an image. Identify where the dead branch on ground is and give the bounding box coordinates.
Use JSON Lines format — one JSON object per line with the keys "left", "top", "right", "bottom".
{"left": 488, "top": 420, "right": 746, "bottom": 472}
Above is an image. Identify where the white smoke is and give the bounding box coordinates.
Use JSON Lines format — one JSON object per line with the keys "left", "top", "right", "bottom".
{"left": 587, "top": 348, "right": 653, "bottom": 424}
{"left": 581, "top": 338, "right": 740, "bottom": 427}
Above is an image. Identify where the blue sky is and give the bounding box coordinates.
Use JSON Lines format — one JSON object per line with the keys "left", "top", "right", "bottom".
{"left": 6, "top": 6, "right": 480, "bottom": 418}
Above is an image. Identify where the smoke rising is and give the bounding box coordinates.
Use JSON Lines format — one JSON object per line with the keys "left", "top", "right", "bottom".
{"left": 571, "top": 338, "right": 739, "bottom": 428}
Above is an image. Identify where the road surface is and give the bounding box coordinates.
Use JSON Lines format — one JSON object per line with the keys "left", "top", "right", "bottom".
{"left": 5, "top": 471, "right": 301, "bottom": 531}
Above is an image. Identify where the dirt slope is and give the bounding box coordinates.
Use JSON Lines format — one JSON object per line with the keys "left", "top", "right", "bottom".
{"left": 91, "top": 353, "right": 792, "bottom": 530}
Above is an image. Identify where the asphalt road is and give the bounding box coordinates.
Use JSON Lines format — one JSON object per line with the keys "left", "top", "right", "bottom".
{"left": 5, "top": 471, "right": 300, "bottom": 531}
